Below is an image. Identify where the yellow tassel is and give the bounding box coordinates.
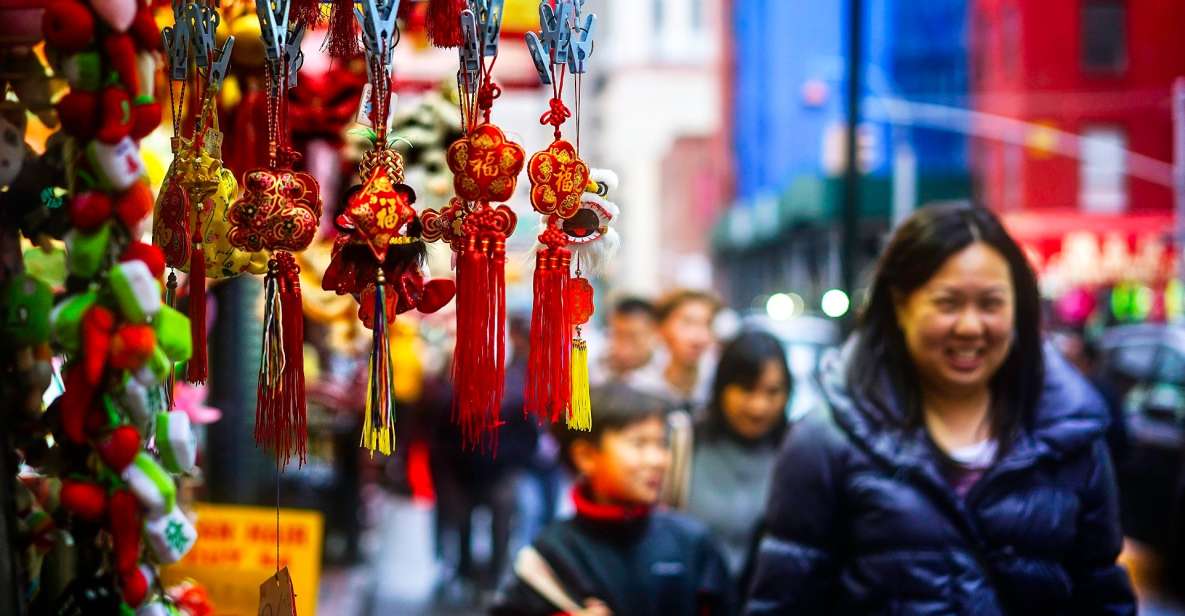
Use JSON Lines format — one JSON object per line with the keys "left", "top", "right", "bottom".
{"left": 360, "top": 279, "right": 396, "bottom": 456}
{"left": 568, "top": 338, "right": 591, "bottom": 431}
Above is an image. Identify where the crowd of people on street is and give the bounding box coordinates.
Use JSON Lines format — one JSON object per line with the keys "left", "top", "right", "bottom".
{"left": 408, "top": 202, "right": 1140, "bottom": 615}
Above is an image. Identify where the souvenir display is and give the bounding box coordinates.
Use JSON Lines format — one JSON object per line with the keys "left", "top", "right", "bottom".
{"left": 522, "top": 0, "right": 601, "bottom": 430}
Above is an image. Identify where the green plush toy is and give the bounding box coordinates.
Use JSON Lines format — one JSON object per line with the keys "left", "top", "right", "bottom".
{"left": 49, "top": 291, "right": 99, "bottom": 352}
{"left": 65, "top": 222, "right": 112, "bottom": 278}
{"left": 1, "top": 273, "right": 53, "bottom": 348}
{"left": 151, "top": 305, "right": 191, "bottom": 363}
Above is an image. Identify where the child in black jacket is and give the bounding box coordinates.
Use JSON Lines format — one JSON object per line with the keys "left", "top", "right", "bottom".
{"left": 491, "top": 383, "right": 733, "bottom": 616}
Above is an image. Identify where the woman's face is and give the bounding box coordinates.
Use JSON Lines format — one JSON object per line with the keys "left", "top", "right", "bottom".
{"left": 721, "top": 360, "right": 790, "bottom": 440}
{"left": 894, "top": 242, "right": 1015, "bottom": 398}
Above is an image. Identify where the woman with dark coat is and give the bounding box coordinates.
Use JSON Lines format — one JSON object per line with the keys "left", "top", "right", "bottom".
{"left": 746, "top": 202, "right": 1136, "bottom": 615}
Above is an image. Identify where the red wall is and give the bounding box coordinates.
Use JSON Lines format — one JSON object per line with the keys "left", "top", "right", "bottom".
{"left": 971, "top": 0, "right": 1185, "bottom": 214}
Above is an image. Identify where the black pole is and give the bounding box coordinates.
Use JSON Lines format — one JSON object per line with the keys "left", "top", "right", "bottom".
{"left": 841, "top": 0, "right": 864, "bottom": 321}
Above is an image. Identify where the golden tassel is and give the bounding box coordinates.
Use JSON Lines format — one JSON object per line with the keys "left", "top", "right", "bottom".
{"left": 568, "top": 338, "right": 591, "bottom": 431}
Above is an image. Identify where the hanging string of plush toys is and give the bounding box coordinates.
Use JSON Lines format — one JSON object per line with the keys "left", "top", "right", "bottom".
{"left": 420, "top": 0, "right": 524, "bottom": 452}
{"left": 223, "top": 0, "right": 322, "bottom": 468}
{"left": 523, "top": 0, "right": 601, "bottom": 430}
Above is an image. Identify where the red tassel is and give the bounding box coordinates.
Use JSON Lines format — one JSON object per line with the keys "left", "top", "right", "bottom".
{"left": 254, "top": 252, "right": 307, "bottom": 468}
{"left": 185, "top": 233, "right": 207, "bottom": 384}
{"left": 325, "top": 0, "right": 360, "bottom": 58}
{"left": 427, "top": 0, "right": 465, "bottom": 48}
{"left": 291, "top": 0, "right": 322, "bottom": 28}
{"left": 452, "top": 234, "right": 492, "bottom": 450}
{"left": 525, "top": 235, "right": 572, "bottom": 424}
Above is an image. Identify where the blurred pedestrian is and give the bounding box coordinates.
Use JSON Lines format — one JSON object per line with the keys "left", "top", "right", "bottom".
{"left": 491, "top": 383, "right": 734, "bottom": 616}
{"left": 429, "top": 314, "right": 540, "bottom": 595}
{"left": 591, "top": 296, "right": 660, "bottom": 387}
{"left": 636, "top": 289, "right": 721, "bottom": 413}
{"left": 747, "top": 202, "right": 1136, "bottom": 614}
{"left": 1055, "top": 330, "right": 1129, "bottom": 465}
{"left": 664, "top": 331, "right": 791, "bottom": 588}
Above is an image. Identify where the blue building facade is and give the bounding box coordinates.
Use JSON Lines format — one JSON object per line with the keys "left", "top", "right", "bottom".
{"left": 718, "top": 0, "right": 972, "bottom": 307}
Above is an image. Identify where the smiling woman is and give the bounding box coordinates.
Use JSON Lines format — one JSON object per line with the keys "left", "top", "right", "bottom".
{"left": 746, "top": 202, "right": 1137, "bottom": 615}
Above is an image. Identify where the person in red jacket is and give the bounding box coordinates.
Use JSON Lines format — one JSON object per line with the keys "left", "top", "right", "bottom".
{"left": 491, "top": 383, "right": 734, "bottom": 616}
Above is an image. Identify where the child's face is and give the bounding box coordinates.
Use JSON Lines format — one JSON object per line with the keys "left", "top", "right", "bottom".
{"left": 575, "top": 416, "right": 670, "bottom": 506}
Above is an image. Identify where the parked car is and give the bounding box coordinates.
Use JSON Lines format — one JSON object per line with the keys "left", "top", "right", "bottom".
{"left": 1096, "top": 324, "right": 1185, "bottom": 562}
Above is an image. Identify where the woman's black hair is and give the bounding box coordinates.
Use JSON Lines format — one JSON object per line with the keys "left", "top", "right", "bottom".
{"left": 702, "top": 330, "right": 792, "bottom": 444}
{"left": 848, "top": 201, "right": 1044, "bottom": 449}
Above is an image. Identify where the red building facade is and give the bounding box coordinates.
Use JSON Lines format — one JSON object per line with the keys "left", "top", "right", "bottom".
{"left": 971, "top": 0, "right": 1185, "bottom": 219}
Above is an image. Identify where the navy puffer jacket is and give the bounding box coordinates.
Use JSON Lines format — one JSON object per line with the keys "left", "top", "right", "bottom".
{"left": 746, "top": 343, "right": 1135, "bottom": 615}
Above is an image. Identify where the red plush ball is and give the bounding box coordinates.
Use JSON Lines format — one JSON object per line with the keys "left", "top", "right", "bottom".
{"left": 96, "top": 85, "right": 133, "bottom": 144}
{"left": 42, "top": 0, "right": 95, "bottom": 53}
{"left": 121, "top": 242, "right": 165, "bottom": 279}
{"left": 115, "top": 181, "right": 154, "bottom": 229}
{"left": 69, "top": 192, "right": 113, "bottom": 230}
{"left": 103, "top": 34, "right": 139, "bottom": 93}
{"left": 130, "top": 100, "right": 161, "bottom": 140}
{"left": 119, "top": 567, "right": 148, "bottom": 607}
{"left": 109, "top": 325, "right": 155, "bottom": 370}
{"left": 95, "top": 426, "right": 140, "bottom": 473}
{"left": 60, "top": 480, "right": 107, "bottom": 521}
{"left": 129, "top": 7, "right": 160, "bottom": 51}
{"left": 56, "top": 90, "right": 99, "bottom": 140}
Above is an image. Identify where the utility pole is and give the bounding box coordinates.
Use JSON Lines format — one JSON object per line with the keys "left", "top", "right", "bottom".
{"left": 841, "top": 0, "right": 864, "bottom": 321}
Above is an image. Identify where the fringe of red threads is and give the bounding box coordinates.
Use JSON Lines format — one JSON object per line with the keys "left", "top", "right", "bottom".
{"left": 452, "top": 225, "right": 508, "bottom": 453}
{"left": 291, "top": 0, "right": 323, "bottom": 29}
{"left": 525, "top": 242, "right": 572, "bottom": 424}
{"left": 185, "top": 232, "right": 207, "bottom": 384}
{"left": 255, "top": 253, "right": 307, "bottom": 468}
{"left": 426, "top": 0, "right": 465, "bottom": 48}
{"left": 325, "top": 0, "right": 360, "bottom": 58}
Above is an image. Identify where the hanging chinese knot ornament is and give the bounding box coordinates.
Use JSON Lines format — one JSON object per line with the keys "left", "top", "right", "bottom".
{"left": 523, "top": 0, "right": 598, "bottom": 430}
{"left": 323, "top": 0, "right": 456, "bottom": 455}
{"left": 224, "top": 0, "right": 322, "bottom": 468}
{"left": 154, "top": 4, "right": 267, "bottom": 386}
{"left": 421, "top": 0, "right": 523, "bottom": 450}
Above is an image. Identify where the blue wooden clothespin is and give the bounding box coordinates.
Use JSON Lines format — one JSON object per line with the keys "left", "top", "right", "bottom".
{"left": 474, "top": 0, "right": 503, "bottom": 58}
{"left": 188, "top": 2, "right": 218, "bottom": 68}
{"left": 161, "top": 0, "right": 190, "bottom": 82}
{"left": 567, "top": 11, "right": 595, "bottom": 74}
{"left": 355, "top": 0, "right": 400, "bottom": 67}
{"left": 525, "top": 31, "right": 551, "bottom": 85}
{"left": 539, "top": 1, "right": 569, "bottom": 66}
{"left": 257, "top": 0, "right": 292, "bottom": 67}
{"left": 284, "top": 24, "right": 304, "bottom": 87}
{"left": 208, "top": 36, "right": 235, "bottom": 91}
{"left": 459, "top": 8, "right": 481, "bottom": 89}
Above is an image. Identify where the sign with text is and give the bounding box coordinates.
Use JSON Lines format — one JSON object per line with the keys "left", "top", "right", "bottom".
{"left": 162, "top": 504, "right": 323, "bottom": 616}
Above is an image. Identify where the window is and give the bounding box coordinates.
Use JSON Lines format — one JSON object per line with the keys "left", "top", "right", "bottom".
{"left": 653, "top": 0, "right": 664, "bottom": 35}
{"left": 1081, "top": 0, "right": 1126, "bottom": 73}
{"left": 1079, "top": 126, "right": 1127, "bottom": 213}
{"left": 690, "top": 0, "right": 703, "bottom": 31}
